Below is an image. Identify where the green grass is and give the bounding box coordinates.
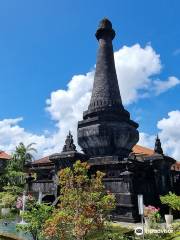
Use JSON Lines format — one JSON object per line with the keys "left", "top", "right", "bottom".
{"left": 85, "top": 224, "right": 134, "bottom": 240}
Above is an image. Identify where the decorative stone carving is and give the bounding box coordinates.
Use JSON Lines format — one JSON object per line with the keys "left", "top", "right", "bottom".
{"left": 154, "top": 135, "right": 163, "bottom": 154}
{"left": 62, "top": 131, "right": 77, "bottom": 153}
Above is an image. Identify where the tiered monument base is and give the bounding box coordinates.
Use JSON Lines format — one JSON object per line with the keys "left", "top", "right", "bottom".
{"left": 89, "top": 156, "right": 140, "bottom": 222}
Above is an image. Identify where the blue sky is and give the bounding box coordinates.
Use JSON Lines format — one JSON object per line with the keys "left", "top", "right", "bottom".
{"left": 0, "top": 0, "right": 180, "bottom": 159}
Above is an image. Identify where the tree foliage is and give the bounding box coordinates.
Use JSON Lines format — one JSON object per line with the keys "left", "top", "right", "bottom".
{"left": 0, "top": 142, "right": 37, "bottom": 211}
{"left": 0, "top": 192, "right": 16, "bottom": 208}
{"left": 8, "top": 142, "right": 37, "bottom": 172}
{"left": 17, "top": 203, "right": 54, "bottom": 240}
{"left": 160, "top": 192, "right": 180, "bottom": 213}
{"left": 0, "top": 142, "right": 37, "bottom": 194}
{"left": 43, "top": 160, "right": 115, "bottom": 240}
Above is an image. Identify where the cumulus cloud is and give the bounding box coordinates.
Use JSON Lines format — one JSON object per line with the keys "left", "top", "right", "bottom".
{"left": 138, "top": 132, "right": 156, "bottom": 149}
{"left": 0, "top": 118, "right": 54, "bottom": 158}
{"left": 138, "top": 111, "right": 180, "bottom": 160}
{"left": 46, "top": 72, "right": 94, "bottom": 153}
{"left": 47, "top": 44, "right": 179, "bottom": 120}
{"left": 46, "top": 43, "right": 179, "bottom": 152}
{"left": 0, "top": 43, "right": 180, "bottom": 159}
{"left": 114, "top": 44, "right": 162, "bottom": 104}
{"left": 153, "top": 76, "right": 180, "bottom": 95}
{"left": 157, "top": 111, "right": 180, "bottom": 160}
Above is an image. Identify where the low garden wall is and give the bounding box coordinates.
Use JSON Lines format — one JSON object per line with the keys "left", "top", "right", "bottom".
{"left": 0, "top": 232, "right": 24, "bottom": 240}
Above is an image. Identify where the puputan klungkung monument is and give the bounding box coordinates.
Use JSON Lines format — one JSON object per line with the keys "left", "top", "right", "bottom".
{"left": 78, "top": 19, "right": 139, "bottom": 158}
{"left": 27, "top": 18, "right": 178, "bottom": 223}
{"left": 77, "top": 18, "right": 175, "bottom": 222}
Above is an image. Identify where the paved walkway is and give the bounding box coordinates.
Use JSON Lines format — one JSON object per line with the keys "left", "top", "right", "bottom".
{"left": 112, "top": 221, "right": 142, "bottom": 229}
{"left": 111, "top": 221, "right": 168, "bottom": 230}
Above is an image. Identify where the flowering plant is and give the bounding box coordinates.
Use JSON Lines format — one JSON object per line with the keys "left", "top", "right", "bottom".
{"left": 16, "top": 193, "right": 34, "bottom": 210}
{"left": 16, "top": 196, "right": 23, "bottom": 209}
{"left": 144, "top": 205, "right": 161, "bottom": 227}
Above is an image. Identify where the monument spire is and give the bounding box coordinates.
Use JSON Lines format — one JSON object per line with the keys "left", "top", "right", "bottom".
{"left": 78, "top": 19, "right": 139, "bottom": 157}
{"left": 88, "top": 18, "right": 123, "bottom": 112}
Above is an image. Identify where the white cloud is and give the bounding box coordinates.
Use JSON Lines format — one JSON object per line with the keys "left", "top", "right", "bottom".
{"left": 0, "top": 43, "right": 180, "bottom": 160}
{"left": 153, "top": 76, "right": 180, "bottom": 95}
{"left": 114, "top": 44, "right": 162, "bottom": 104}
{"left": 46, "top": 44, "right": 162, "bottom": 141}
{"left": 138, "top": 132, "right": 155, "bottom": 149}
{"left": 46, "top": 72, "right": 93, "bottom": 123}
{"left": 46, "top": 72, "right": 94, "bottom": 153}
{"left": 157, "top": 111, "right": 180, "bottom": 160}
{"left": 0, "top": 118, "right": 53, "bottom": 158}
{"left": 46, "top": 43, "right": 179, "bottom": 153}
{"left": 138, "top": 111, "right": 180, "bottom": 160}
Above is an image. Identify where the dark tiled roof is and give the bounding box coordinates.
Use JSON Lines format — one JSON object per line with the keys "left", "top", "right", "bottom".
{"left": 33, "top": 144, "right": 156, "bottom": 165}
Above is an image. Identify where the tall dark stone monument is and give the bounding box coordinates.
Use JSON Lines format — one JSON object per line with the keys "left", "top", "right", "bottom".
{"left": 78, "top": 19, "right": 139, "bottom": 158}
{"left": 78, "top": 18, "right": 140, "bottom": 222}
{"left": 26, "top": 18, "right": 177, "bottom": 221}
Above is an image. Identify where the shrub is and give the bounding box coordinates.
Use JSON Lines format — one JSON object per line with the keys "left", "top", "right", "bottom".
{"left": 0, "top": 192, "right": 16, "bottom": 208}
{"left": 17, "top": 203, "right": 54, "bottom": 240}
{"left": 160, "top": 192, "right": 180, "bottom": 214}
{"left": 43, "top": 161, "right": 116, "bottom": 240}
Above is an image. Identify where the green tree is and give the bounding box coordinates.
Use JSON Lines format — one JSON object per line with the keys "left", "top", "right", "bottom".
{"left": 0, "top": 142, "right": 37, "bottom": 198}
{"left": 43, "top": 161, "right": 115, "bottom": 240}
{"left": 0, "top": 192, "right": 16, "bottom": 208}
{"left": 7, "top": 142, "right": 36, "bottom": 187}
{"left": 17, "top": 203, "right": 54, "bottom": 240}
{"left": 8, "top": 142, "right": 37, "bottom": 171}
{"left": 160, "top": 192, "right": 180, "bottom": 214}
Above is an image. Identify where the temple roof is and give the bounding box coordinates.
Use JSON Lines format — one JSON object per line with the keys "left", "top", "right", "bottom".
{"left": 0, "top": 151, "right": 11, "bottom": 160}
{"left": 132, "top": 145, "right": 154, "bottom": 156}
{"left": 32, "top": 144, "right": 156, "bottom": 165}
{"left": 32, "top": 156, "right": 51, "bottom": 165}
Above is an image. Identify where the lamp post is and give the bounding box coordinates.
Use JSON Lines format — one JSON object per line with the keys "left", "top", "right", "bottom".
{"left": 138, "top": 194, "right": 145, "bottom": 240}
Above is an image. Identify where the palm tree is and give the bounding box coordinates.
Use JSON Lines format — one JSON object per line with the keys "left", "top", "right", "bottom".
{"left": 4, "top": 143, "right": 37, "bottom": 191}
{"left": 9, "top": 142, "right": 37, "bottom": 171}
{"left": 16, "top": 142, "right": 37, "bottom": 163}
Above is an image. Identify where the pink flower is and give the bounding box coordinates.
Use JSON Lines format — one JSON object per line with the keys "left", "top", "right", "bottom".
{"left": 144, "top": 205, "right": 160, "bottom": 217}
{"left": 16, "top": 196, "right": 23, "bottom": 209}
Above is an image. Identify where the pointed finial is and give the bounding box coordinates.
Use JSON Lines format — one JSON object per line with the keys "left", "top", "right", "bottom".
{"left": 96, "top": 18, "right": 115, "bottom": 40}
{"left": 98, "top": 18, "right": 112, "bottom": 29}
{"left": 68, "top": 131, "right": 72, "bottom": 138}
{"left": 154, "top": 134, "right": 163, "bottom": 154}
